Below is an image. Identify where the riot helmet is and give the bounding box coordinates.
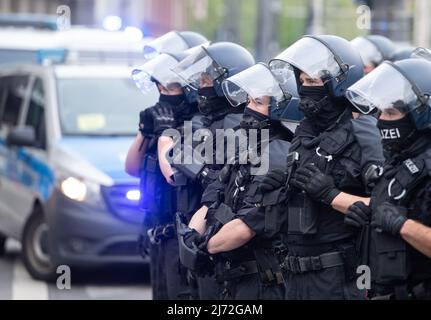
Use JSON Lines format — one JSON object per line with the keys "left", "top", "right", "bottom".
{"left": 132, "top": 44, "right": 208, "bottom": 103}
{"left": 346, "top": 59, "right": 431, "bottom": 131}
{"left": 143, "top": 30, "right": 208, "bottom": 60}
{"left": 411, "top": 47, "right": 431, "bottom": 62}
{"left": 171, "top": 42, "right": 256, "bottom": 97}
{"left": 222, "top": 63, "right": 302, "bottom": 123}
{"left": 269, "top": 35, "right": 364, "bottom": 98}
{"left": 392, "top": 47, "right": 416, "bottom": 62}
{"left": 351, "top": 35, "right": 396, "bottom": 70}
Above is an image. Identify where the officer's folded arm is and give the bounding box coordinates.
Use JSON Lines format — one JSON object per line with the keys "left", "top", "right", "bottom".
{"left": 207, "top": 219, "right": 256, "bottom": 254}
{"left": 400, "top": 219, "right": 431, "bottom": 258}
{"left": 157, "top": 136, "right": 175, "bottom": 185}
{"left": 291, "top": 162, "right": 370, "bottom": 214}
{"left": 125, "top": 133, "right": 145, "bottom": 177}
{"left": 331, "top": 193, "right": 370, "bottom": 214}
{"left": 188, "top": 205, "right": 209, "bottom": 235}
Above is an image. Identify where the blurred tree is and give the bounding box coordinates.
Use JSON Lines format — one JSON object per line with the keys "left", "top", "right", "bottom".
{"left": 255, "top": 0, "right": 282, "bottom": 61}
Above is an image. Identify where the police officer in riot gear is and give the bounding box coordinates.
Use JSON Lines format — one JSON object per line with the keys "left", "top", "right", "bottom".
{"left": 163, "top": 42, "right": 255, "bottom": 299}
{"left": 346, "top": 58, "right": 431, "bottom": 300}
{"left": 125, "top": 33, "right": 208, "bottom": 300}
{"left": 351, "top": 35, "right": 396, "bottom": 74}
{"left": 170, "top": 42, "right": 255, "bottom": 190}
{"left": 259, "top": 35, "right": 384, "bottom": 300}
{"left": 178, "top": 62, "right": 296, "bottom": 299}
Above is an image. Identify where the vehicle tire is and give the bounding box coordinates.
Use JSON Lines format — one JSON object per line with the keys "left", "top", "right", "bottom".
{"left": 0, "top": 234, "right": 6, "bottom": 256}
{"left": 21, "top": 207, "right": 56, "bottom": 281}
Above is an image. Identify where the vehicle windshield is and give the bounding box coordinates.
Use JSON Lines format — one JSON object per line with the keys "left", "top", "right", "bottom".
{"left": 57, "top": 77, "right": 158, "bottom": 136}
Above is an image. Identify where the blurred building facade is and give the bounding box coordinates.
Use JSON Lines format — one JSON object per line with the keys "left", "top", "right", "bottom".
{"left": 0, "top": 0, "right": 430, "bottom": 59}
{"left": 0, "top": 0, "right": 187, "bottom": 36}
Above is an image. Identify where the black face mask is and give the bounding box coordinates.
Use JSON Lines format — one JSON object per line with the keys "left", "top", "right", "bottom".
{"left": 377, "top": 116, "right": 417, "bottom": 154}
{"left": 299, "top": 85, "right": 343, "bottom": 132}
{"left": 240, "top": 107, "right": 270, "bottom": 130}
{"left": 159, "top": 93, "right": 185, "bottom": 106}
{"left": 197, "top": 87, "right": 228, "bottom": 116}
{"left": 198, "top": 87, "right": 218, "bottom": 99}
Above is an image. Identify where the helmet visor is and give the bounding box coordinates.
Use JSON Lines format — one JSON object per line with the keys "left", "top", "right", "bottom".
{"left": 171, "top": 47, "right": 226, "bottom": 90}
{"left": 143, "top": 31, "right": 189, "bottom": 60}
{"left": 268, "top": 59, "right": 299, "bottom": 97}
{"left": 351, "top": 37, "right": 383, "bottom": 66}
{"left": 411, "top": 47, "right": 431, "bottom": 62}
{"left": 132, "top": 53, "right": 183, "bottom": 93}
{"left": 270, "top": 37, "right": 341, "bottom": 81}
{"left": 222, "top": 64, "right": 289, "bottom": 107}
{"left": 346, "top": 62, "right": 419, "bottom": 114}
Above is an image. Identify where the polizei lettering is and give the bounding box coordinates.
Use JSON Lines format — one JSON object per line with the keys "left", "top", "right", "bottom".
{"left": 380, "top": 128, "right": 401, "bottom": 139}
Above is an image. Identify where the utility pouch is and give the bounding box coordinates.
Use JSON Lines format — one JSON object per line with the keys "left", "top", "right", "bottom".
{"left": 374, "top": 231, "right": 410, "bottom": 283}
{"left": 288, "top": 192, "right": 318, "bottom": 235}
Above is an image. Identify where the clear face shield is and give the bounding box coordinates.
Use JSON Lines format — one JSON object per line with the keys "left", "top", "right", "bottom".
{"left": 351, "top": 37, "right": 383, "bottom": 67}
{"left": 171, "top": 46, "right": 226, "bottom": 91}
{"left": 269, "top": 37, "right": 342, "bottom": 85}
{"left": 143, "top": 31, "right": 189, "bottom": 60}
{"left": 411, "top": 47, "right": 431, "bottom": 62}
{"left": 346, "top": 62, "right": 423, "bottom": 115}
{"left": 222, "top": 63, "right": 287, "bottom": 106}
{"left": 222, "top": 63, "right": 300, "bottom": 121}
{"left": 132, "top": 53, "right": 184, "bottom": 93}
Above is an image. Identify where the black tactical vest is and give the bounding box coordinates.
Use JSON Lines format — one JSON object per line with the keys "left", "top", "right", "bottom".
{"left": 369, "top": 140, "right": 431, "bottom": 294}
{"left": 215, "top": 132, "right": 292, "bottom": 263}
{"left": 286, "top": 111, "right": 373, "bottom": 246}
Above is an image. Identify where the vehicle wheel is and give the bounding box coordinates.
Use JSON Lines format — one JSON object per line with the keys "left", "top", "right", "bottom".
{"left": 21, "top": 207, "right": 56, "bottom": 281}
{"left": 0, "top": 234, "right": 6, "bottom": 256}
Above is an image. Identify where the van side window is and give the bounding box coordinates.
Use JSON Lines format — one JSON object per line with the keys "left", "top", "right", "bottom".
{"left": 1, "top": 76, "right": 29, "bottom": 127}
{"left": 25, "top": 78, "right": 46, "bottom": 149}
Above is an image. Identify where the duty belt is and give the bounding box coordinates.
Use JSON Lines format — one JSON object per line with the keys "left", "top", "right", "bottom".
{"left": 147, "top": 223, "right": 176, "bottom": 244}
{"left": 216, "top": 260, "right": 284, "bottom": 285}
{"left": 282, "top": 251, "right": 344, "bottom": 274}
{"left": 216, "top": 260, "right": 259, "bottom": 283}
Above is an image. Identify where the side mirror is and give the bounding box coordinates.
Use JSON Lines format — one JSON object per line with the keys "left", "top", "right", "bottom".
{"left": 6, "top": 126, "right": 36, "bottom": 147}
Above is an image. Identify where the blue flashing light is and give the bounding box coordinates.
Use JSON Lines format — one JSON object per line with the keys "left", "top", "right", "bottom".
{"left": 126, "top": 189, "right": 140, "bottom": 201}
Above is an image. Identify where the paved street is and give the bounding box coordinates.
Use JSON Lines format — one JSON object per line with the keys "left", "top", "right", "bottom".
{"left": 0, "top": 240, "right": 152, "bottom": 300}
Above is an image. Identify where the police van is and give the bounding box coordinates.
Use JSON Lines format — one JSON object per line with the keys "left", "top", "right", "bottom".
{"left": 0, "top": 29, "right": 158, "bottom": 281}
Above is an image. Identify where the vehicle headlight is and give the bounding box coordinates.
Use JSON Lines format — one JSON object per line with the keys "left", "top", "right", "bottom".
{"left": 61, "top": 177, "right": 87, "bottom": 201}
{"left": 59, "top": 176, "right": 106, "bottom": 208}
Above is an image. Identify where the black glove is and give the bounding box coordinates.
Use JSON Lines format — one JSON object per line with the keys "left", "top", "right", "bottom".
{"left": 371, "top": 202, "right": 408, "bottom": 237}
{"left": 150, "top": 104, "right": 176, "bottom": 136}
{"left": 290, "top": 163, "right": 340, "bottom": 205}
{"left": 184, "top": 227, "right": 215, "bottom": 277}
{"left": 345, "top": 201, "right": 371, "bottom": 229}
{"left": 139, "top": 108, "right": 155, "bottom": 136}
{"left": 183, "top": 229, "right": 206, "bottom": 249}
{"left": 259, "top": 169, "right": 287, "bottom": 193}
